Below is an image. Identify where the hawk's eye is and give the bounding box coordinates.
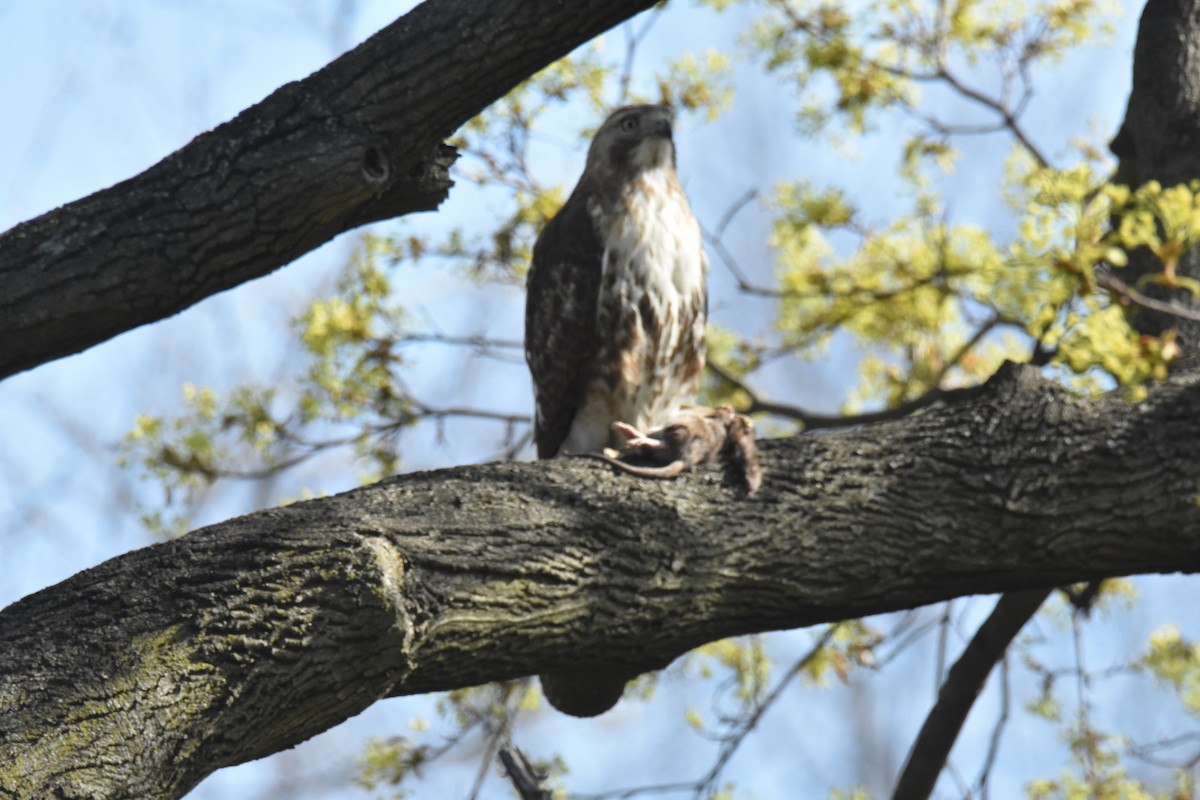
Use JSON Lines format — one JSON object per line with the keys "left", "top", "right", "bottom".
{"left": 620, "top": 116, "right": 638, "bottom": 132}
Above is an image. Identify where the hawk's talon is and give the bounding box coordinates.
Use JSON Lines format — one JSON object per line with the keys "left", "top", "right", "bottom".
{"left": 610, "top": 420, "right": 667, "bottom": 451}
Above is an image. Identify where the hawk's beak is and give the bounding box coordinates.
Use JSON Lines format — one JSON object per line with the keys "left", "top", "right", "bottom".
{"left": 649, "top": 114, "right": 673, "bottom": 140}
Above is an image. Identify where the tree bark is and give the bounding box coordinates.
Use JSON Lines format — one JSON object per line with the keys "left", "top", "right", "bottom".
{"left": 0, "top": 0, "right": 659, "bottom": 381}
{"left": 1111, "top": 0, "right": 1200, "bottom": 341}
{"left": 4, "top": 362, "right": 1200, "bottom": 799}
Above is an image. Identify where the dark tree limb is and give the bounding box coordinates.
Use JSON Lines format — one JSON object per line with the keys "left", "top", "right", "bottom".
{"left": 0, "top": 0, "right": 659, "bottom": 380}
{"left": 891, "top": 589, "right": 1052, "bottom": 800}
{"left": 498, "top": 744, "right": 553, "bottom": 800}
{"left": 4, "top": 362, "right": 1200, "bottom": 798}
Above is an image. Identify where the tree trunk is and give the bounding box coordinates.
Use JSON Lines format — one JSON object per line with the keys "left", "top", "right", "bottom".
{"left": 0, "top": 0, "right": 659, "bottom": 380}
{"left": 1111, "top": 0, "right": 1200, "bottom": 340}
{"left": 4, "top": 363, "right": 1200, "bottom": 799}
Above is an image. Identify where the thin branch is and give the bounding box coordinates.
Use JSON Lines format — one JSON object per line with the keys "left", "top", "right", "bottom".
{"left": 929, "top": 65, "right": 1049, "bottom": 168}
{"left": 945, "top": 761, "right": 974, "bottom": 800}
{"left": 467, "top": 682, "right": 526, "bottom": 800}
{"left": 1128, "top": 732, "right": 1200, "bottom": 769}
{"left": 395, "top": 332, "right": 524, "bottom": 350}
{"left": 692, "top": 628, "right": 839, "bottom": 798}
{"left": 165, "top": 400, "right": 531, "bottom": 484}
{"left": 701, "top": 187, "right": 793, "bottom": 298}
{"left": 499, "top": 428, "right": 535, "bottom": 461}
{"left": 1072, "top": 611, "right": 1098, "bottom": 787}
{"left": 1096, "top": 269, "right": 1200, "bottom": 323}
{"left": 392, "top": 331, "right": 526, "bottom": 365}
{"left": 935, "top": 601, "right": 953, "bottom": 688}
{"left": 617, "top": 6, "right": 664, "bottom": 105}
{"left": 706, "top": 360, "right": 981, "bottom": 429}
{"left": 575, "top": 779, "right": 698, "bottom": 800}
{"left": 468, "top": 723, "right": 507, "bottom": 800}
{"left": 975, "top": 656, "right": 1011, "bottom": 800}
{"left": 871, "top": 612, "right": 941, "bottom": 670}
{"left": 573, "top": 628, "right": 839, "bottom": 800}
{"left": 716, "top": 188, "right": 759, "bottom": 237}
{"left": 930, "top": 315, "right": 1009, "bottom": 387}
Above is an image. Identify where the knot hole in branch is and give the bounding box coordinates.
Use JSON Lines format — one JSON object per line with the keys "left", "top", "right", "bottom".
{"left": 362, "top": 143, "right": 390, "bottom": 185}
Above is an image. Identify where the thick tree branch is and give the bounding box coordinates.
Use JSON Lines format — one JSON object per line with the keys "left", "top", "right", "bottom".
{"left": 4, "top": 363, "right": 1200, "bottom": 798}
{"left": 0, "top": 0, "right": 659, "bottom": 380}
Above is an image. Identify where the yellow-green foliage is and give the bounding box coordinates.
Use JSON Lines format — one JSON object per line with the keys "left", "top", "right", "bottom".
{"left": 1142, "top": 625, "right": 1200, "bottom": 716}
{"left": 120, "top": 239, "right": 417, "bottom": 534}
{"left": 800, "top": 620, "right": 881, "bottom": 686}
{"left": 732, "top": 0, "right": 1192, "bottom": 415}
{"left": 1024, "top": 729, "right": 1168, "bottom": 800}
{"left": 772, "top": 148, "right": 1195, "bottom": 412}
{"left": 694, "top": 635, "right": 772, "bottom": 701}
{"left": 298, "top": 241, "right": 410, "bottom": 424}
{"left": 356, "top": 737, "right": 419, "bottom": 799}
{"left": 658, "top": 49, "right": 735, "bottom": 118}
{"left": 828, "top": 790, "right": 871, "bottom": 800}
{"left": 748, "top": 0, "right": 1114, "bottom": 136}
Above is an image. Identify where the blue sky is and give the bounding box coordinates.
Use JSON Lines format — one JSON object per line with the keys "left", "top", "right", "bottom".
{"left": 6, "top": 2, "right": 1197, "bottom": 799}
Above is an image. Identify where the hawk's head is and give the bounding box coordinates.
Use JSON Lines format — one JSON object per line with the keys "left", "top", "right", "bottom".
{"left": 584, "top": 104, "right": 676, "bottom": 184}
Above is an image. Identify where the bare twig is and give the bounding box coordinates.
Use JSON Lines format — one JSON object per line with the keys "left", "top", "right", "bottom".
{"left": 691, "top": 628, "right": 839, "bottom": 798}
{"left": 1071, "top": 612, "right": 1098, "bottom": 787}
{"left": 395, "top": 331, "right": 524, "bottom": 351}
{"left": 617, "top": 4, "right": 665, "bottom": 105}
{"left": 161, "top": 397, "right": 531, "bottom": 484}
{"left": 975, "top": 656, "right": 1011, "bottom": 800}
{"left": 573, "top": 628, "right": 838, "bottom": 800}
{"left": 1096, "top": 269, "right": 1200, "bottom": 323}
{"left": 935, "top": 601, "right": 953, "bottom": 688}
{"left": 706, "top": 360, "right": 981, "bottom": 429}
{"left": 468, "top": 723, "right": 508, "bottom": 800}
{"left": 701, "top": 189, "right": 782, "bottom": 299}
{"left": 1128, "top": 732, "right": 1200, "bottom": 769}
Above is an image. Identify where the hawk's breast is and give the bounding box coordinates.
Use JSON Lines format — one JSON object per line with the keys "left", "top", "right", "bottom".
{"left": 557, "top": 163, "right": 708, "bottom": 454}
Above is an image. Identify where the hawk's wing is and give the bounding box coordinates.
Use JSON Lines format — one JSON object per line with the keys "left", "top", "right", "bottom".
{"left": 525, "top": 193, "right": 603, "bottom": 459}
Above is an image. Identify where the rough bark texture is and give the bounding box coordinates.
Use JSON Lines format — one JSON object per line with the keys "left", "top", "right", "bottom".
{"left": 1111, "top": 0, "right": 1200, "bottom": 341}
{"left": 0, "top": 0, "right": 659, "bottom": 380}
{"left": 4, "top": 363, "right": 1200, "bottom": 799}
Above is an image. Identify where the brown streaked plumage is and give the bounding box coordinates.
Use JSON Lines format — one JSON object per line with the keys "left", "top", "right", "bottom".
{"left": 525, "top": 104, "right": 708, "bottom": 460}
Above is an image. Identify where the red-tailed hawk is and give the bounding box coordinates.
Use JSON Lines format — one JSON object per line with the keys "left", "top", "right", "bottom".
{"left": 525, "top": 104, "right": 707, "bottom": 460}
{"left": 524, "top": 105, "right": 709, "bottom": 718}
